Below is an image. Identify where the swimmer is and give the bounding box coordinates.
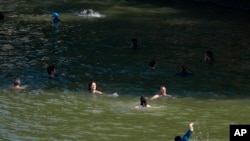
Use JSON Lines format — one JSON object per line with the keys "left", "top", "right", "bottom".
{"left": 204, "top": 50, "right": 214, "bottom": 65}
{"left": 143, "top": 59, "right": 157, "bottom": 72}
{"left": 47, "top": 65, "right": 58, "bottom": 79}
{"left": 134, "top": 95, "right": 151, "bottom": 109}
{"left": 130, "top": 38, "right": 138, "bottom": 49}
{"left": 12, "top": 77, "right": 26, "bottom": 89}
{"left": 89, "top": 81, "right": 103, "bottom": 94}
{"left": 175, "top": 64, "right": 193, "bottom": 77}
{"left": 174, "top": 123, "right": 194, "bottom": 141}
{"left": 52, "top": 12, "right": 61, "bottom": 24}
{"left": 150, "top": 85, "right": 174, "bottom": 100}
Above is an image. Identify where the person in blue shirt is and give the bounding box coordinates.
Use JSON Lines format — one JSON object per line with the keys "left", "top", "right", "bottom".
{"left": 175, "top": 123, "right": 194, "bottom": 141}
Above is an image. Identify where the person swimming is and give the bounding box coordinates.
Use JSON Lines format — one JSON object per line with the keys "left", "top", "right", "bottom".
{"left": 52, "top": 12, "right": 60, "bottom": 24}
{"left": 88, "top": 81, "right": 103, "bottom": 94}
{"left": 47, "top": 65, "right": 58, "bottom": 79}
{"left": 12, "top": 77, "right": 26, "bottom": 89}
{"left": 150, "top": 85, "right": 174, "bottom": 100}
{"left": 130, "top": 38, "right": 138, "bottom": 49}
{"left": 175, "top": 64, "right": 193, "bottom": 77}
{"left": 204, "top": 50, "right": 214, "bottom": 65}
{"left": 134, "top": 95, "right": 151, "bottom": 109}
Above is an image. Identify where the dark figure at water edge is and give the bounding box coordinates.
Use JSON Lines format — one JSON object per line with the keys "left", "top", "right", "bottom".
{"left": 175, "top": 64, "right": 193, "bottom": 77}
{"left": 175, "top": 123, "right": 194, "bottom": 141}
{"left": 89, "top": 81, "right": 103, "bottom": 94}
{"left": 47, "top": 65, "right": 58, "bottom": 79}
{"left": 134, "top": 95, "right": 151, "bottom": 109}
{"left": 0, "top": 11, "right": 4, "bottom": 20}
{"left": 204, "top": 50, "right": 214, "bottom": 65}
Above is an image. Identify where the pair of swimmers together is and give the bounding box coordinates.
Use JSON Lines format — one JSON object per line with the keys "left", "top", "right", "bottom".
{"left": 89, "top": 82, "right": 173, "bottom": 108}
{"left": 134, "top": 85, "right": 175, "bottom": 109}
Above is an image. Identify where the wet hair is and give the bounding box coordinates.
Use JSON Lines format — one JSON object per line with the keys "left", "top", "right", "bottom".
{"left": 140, "top": 96, "right": 147, "bottom": 107}
{"left": 131, "top": 38, "right": 138, "bottom": 49}
{"left": 174, "top": 136, "right": 181, "bottom": 141}
{"left": 13, "top": 77, "right": 21, "bottom": 86}
{"left": 88, "top": 81, "right": 96, "bottom": 92}
{"left": 149, "top": 60, "right": 157, "bottom": 68}
{"left": 47, "top": 65, "right": 55, "bottom": 75}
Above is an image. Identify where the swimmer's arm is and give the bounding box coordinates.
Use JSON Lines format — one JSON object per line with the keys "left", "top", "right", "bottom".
{"left": 150, "top": 94, "right": 159, "bottom": 100}
{"left": 182, "top": 123, "right": 194, "bottom": 141}
{"left": 95, "top": 90, "right": 103, "bottom": 95}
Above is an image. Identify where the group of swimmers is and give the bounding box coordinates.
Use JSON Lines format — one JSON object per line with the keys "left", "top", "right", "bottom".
{"left": 7, "top": 10, "right": 213, "bottom": 141}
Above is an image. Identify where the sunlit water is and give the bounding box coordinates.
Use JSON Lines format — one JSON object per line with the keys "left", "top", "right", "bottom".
{"left": 0, "top": 0, "right": 249, "bottom": 141}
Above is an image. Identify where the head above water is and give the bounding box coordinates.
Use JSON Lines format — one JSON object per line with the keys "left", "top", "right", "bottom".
{"left": 13, "top": 77, "right": 21, "bottom": 86}
{"left": 149, "top": 60, "right": 157, "bottom": 69}
{"left": 89, "top": 81, "right": 97, "bottom": 92}
{"left": 47, "top": 65, "right": 56, "bottom": 75}
{"left": 52, "top": 12, "right": 59, "bottom": 18}
{"left": 131, "top": 38, "right": 138, "bottom": 49}
{"left": 159, "top": 85, "right": 167, "bottom": 94}
{"left": 174, "top": 136, "right": 182, "bottom": 141}
{"left": 140, "top": 95, "right": 147, "bottom": 107}
{"left": 204, "top": 50, "right": 214, "bottom": 64}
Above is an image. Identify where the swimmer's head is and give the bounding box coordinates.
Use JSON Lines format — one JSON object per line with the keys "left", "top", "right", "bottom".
{"left": 47, "top": 65, "right": 56, "bottom": 75}
{"left": 52, "top": 12, "right": 59, "bottom": 18}
{"left": 131, "top": 38, "right": 138, "bottom": 49}
{"left": 174, "top": 136, "right": 182, "bottom": 141}
{"left": 89, "top": 81, "right": 98, "bottom": 93}
{"left": 149, "top": 60, "right": 157, "bottom": 68}
{"left": 13, "top": 77, "right": 21, "bottom": 86}
{"left": 140, "top": 95, "right": 147, "bottom": 107}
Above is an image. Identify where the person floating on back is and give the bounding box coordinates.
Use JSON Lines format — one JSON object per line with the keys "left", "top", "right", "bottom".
{"left": 143, "top": 59, "right": 157, "bottom": 72}
{"left": 175, "top": 123, "right": 194, "bottom": 141}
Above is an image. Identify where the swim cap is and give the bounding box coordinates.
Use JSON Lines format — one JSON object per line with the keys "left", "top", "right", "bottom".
{"left": 52, "top": 12, "right": 59, "bottom": 18}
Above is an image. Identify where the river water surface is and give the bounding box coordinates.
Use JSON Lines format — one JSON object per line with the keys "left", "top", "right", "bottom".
{"left": 0, "top": 0, "right": 249, "bottom": 140}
